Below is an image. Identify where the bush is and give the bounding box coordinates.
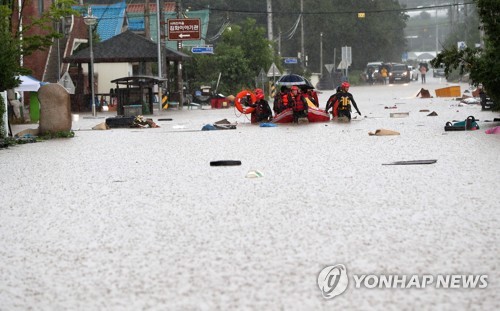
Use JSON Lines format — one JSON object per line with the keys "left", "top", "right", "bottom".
{"left": 348, "top": 70, "right": 363, "bottom": 86}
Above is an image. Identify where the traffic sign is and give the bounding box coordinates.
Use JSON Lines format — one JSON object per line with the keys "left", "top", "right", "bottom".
{"left": 191, "top": 46, "right": 214, "bottom": 54}
{"left": 257, "top": 68, "right": 268, "bottom": 83}
{"left": 267, "top": 63, "right": 281, "bottom": 77}
{"left": 284, "top": 57, "right": 298, "bottom": 64}
{"left": 341, "top": 46, "right": 352, "bottom": 65}
{"left": 168, "top": 18, "right": 201, "bottom": 41}
{"left": 324, "top": 63, "right": 335, "bottom": 73}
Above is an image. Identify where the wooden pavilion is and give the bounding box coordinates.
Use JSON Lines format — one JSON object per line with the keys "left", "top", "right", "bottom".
{"left": 63, "top": 30, "right": 190, "bottom": 112}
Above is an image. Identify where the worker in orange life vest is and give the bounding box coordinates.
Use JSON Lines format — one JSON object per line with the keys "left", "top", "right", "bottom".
{"left": 290, "top": 85, "right": 308, "bottom": 123}
{"left": 300, "top": 85, "right": 319, "bottom": 107}
{"left": 273, "top": 85, "right": 291, "bottom": 115}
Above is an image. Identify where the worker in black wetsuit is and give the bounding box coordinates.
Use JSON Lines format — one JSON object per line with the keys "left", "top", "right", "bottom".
{"left": 247, "top": 88, "right": 272, "bottom": 123}
{"left": 325, "top": 82, "right": 361, "bottom": 121}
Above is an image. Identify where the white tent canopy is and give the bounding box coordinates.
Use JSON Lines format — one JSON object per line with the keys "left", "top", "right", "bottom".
{"left": 14, "top": 75, "right": 43, "bottom": 92}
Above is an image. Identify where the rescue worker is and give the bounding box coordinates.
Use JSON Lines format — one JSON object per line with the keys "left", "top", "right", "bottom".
{"left": 289, "top": 85, "right": 308, "bottom": 123}
{"left": 325, "top": 82, "right": 361, "bottom": 121}
{"left": 241, "top": 91, "right": 254, "bottom": 107}
{"left": 325, "top": 86, "right": 341, "bottom": 117}
{"left": 273, "top": 85, "right": 290, "bottom": 115}
{"left": 247, "top": 88, "right": 272, "bottom": 123}
{"left": 300, "top": 85, "right": 319, "bottom": 107}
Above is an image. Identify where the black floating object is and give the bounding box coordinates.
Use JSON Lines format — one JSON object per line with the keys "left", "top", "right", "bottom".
{"left": 158, "top": 118, "right": 173, "bottom": 121}
{"left": 383, "top": 160, "right": 437, "bottom": 166}
{"left": 444, "top": 126, "right": 466, "bottom": 131}
{"left": 210, "top": 160, "right": 242, "bottom": 166}
{"left": 105, "top": 116, "right": 135, "bottom": 128}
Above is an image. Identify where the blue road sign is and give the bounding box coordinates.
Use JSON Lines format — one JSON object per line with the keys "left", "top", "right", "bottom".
{"left": 284, "top": 57, "right": 298, "bottom": 64}
{"left": 191, "top": 46, "right": 214, "bottom": 54}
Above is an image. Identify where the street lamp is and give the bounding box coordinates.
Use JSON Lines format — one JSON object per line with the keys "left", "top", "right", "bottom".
{"left": 320, "top": 32, "right": 323, "bottom": 77}
{"left": 84, "top": 7, "right": 97, "bottom": 117}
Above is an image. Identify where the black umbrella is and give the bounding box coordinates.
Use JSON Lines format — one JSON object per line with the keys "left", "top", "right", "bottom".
{"left": 276, "top": 74, "right": 313, "bottom": 87}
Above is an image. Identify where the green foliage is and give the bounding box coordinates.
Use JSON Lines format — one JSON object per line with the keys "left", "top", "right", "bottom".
{"left": 0, "top": 0, "right": 78, "bottom": 93}
{"left": 0, "top": 6, "right": 23, "bottom": 92}
{"left": 8, "top": 0, "right": 79, "bottom": 55}
{"left": 431, "top": 0, "right": 500, "bottom": 110}
{"left": 348, "top": 69, "right": 363, "bottom": 86}
{"left": 39, "top": 130, "right": 75, "bottom": 139}
{"left": 0, "top": 130, "right": 75, "bottom": 149}
{"left": 185, "top": 0, "right": 409, "bottom": 71}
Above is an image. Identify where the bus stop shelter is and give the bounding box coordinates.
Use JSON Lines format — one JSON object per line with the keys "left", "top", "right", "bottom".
{"left": 111, "top": 76, "right": 167, "bottom": 116}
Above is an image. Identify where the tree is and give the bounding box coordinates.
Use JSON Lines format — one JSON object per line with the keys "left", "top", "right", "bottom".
{"left": 0, "top": 5, "right": 24, "bottom": 92}
{"left": 0, "top": 0, "right": 78, "bottom": 92}
{"left": 184, "top": 0, "right": 409, "bottom": 71}
{"left": 1, "top": 0, "right": 78, "bottom": 137}
{"left": 431, "top": 0, "right": 500, "bottom": 110}
{"left": 184, "top": 18, "right": 276, "bottom": 95}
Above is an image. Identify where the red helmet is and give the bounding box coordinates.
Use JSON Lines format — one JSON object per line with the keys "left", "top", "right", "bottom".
{"left": 254, "top": 88, "right": 264, "bottom": 100}
{"left": 341, "top": 82, "right": 350, "bottom": 90}
{"left": 291, "top": 85, "right": 299, "bottom": 91}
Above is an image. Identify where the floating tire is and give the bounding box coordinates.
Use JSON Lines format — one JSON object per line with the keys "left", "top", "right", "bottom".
{"left": 210, "top": 160, "right": 242, "bottom": 166}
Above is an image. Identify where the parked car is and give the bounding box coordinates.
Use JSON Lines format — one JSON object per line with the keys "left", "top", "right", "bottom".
{"left": 433, "top": 63, "right": 446, "bottom": 77}
{"left": 388, "top": 63, "right": 410, "bottom": 83}
{"left": 408, "top": 65, "right": 419, "bottom": 81}
{"left": 361, "top": 61, "right": 383, "bottom": 84}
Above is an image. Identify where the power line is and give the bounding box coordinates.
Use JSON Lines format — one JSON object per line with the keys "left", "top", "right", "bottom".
{"left": 188, "top": 2, "right": 475, "bottom": 16}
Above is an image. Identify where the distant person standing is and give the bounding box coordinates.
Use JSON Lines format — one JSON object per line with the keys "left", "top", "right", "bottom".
{"left": 380, "top": 67, "right": 388, "bottom": 85}
{"left": 419, "top": 64, "right": 427, "bottom": 84}
{"left": 367, "top": 67, "right": 374, "bottom": 85}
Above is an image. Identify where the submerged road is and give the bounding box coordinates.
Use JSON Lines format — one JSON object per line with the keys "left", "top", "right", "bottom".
{"left": 1, "top": 76, "right": 499, "bottom": 309}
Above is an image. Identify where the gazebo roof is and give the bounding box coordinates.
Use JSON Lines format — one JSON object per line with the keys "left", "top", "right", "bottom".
{"left": 64, "top": 30, "right": 190, "bottom": 63}
{"left": 111, "top": 75, "right": 168, "bottom": 87}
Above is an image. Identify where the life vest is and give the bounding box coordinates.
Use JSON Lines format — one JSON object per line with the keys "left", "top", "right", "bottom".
{"left": 338, "top": 95, "right": 351, "bottom": 111}
{"left": 292, "top": 95, "right": 306, "bottom": 112}
{"left": 306, "top": 91, "right": 319, "bottom": 106}
{"left": 281, "top": 93, "right": 289, "bottom": 107}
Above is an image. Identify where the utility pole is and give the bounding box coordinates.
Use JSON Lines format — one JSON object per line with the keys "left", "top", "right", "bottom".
{"left": 320, "top": 32, "right": 323, "bottom": 77}
{"left": 145, "top": 0, "right": 152, "bottom": 75}
{"left": 176, "top": 0, "right": 184, "bottom": 110}
{"left": 278, "top": 31, "right": 281, "bottom": 56}
{"left": 266, "top": 0, "right": 273, "bottom": 41}
{"left": 435, "top": 0, "right": 439, "bottom": 54}
{"left": 156, "top": 0, "right": 163, "bottom": 112}
{"left": 450, "top": 0, "right": 454, "bottom": 33}
{"left": 464, "top": 3, "right": 468, "bottom": 44}
{"left": 300, "top": 0, "right": 305, "bottom": 68}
